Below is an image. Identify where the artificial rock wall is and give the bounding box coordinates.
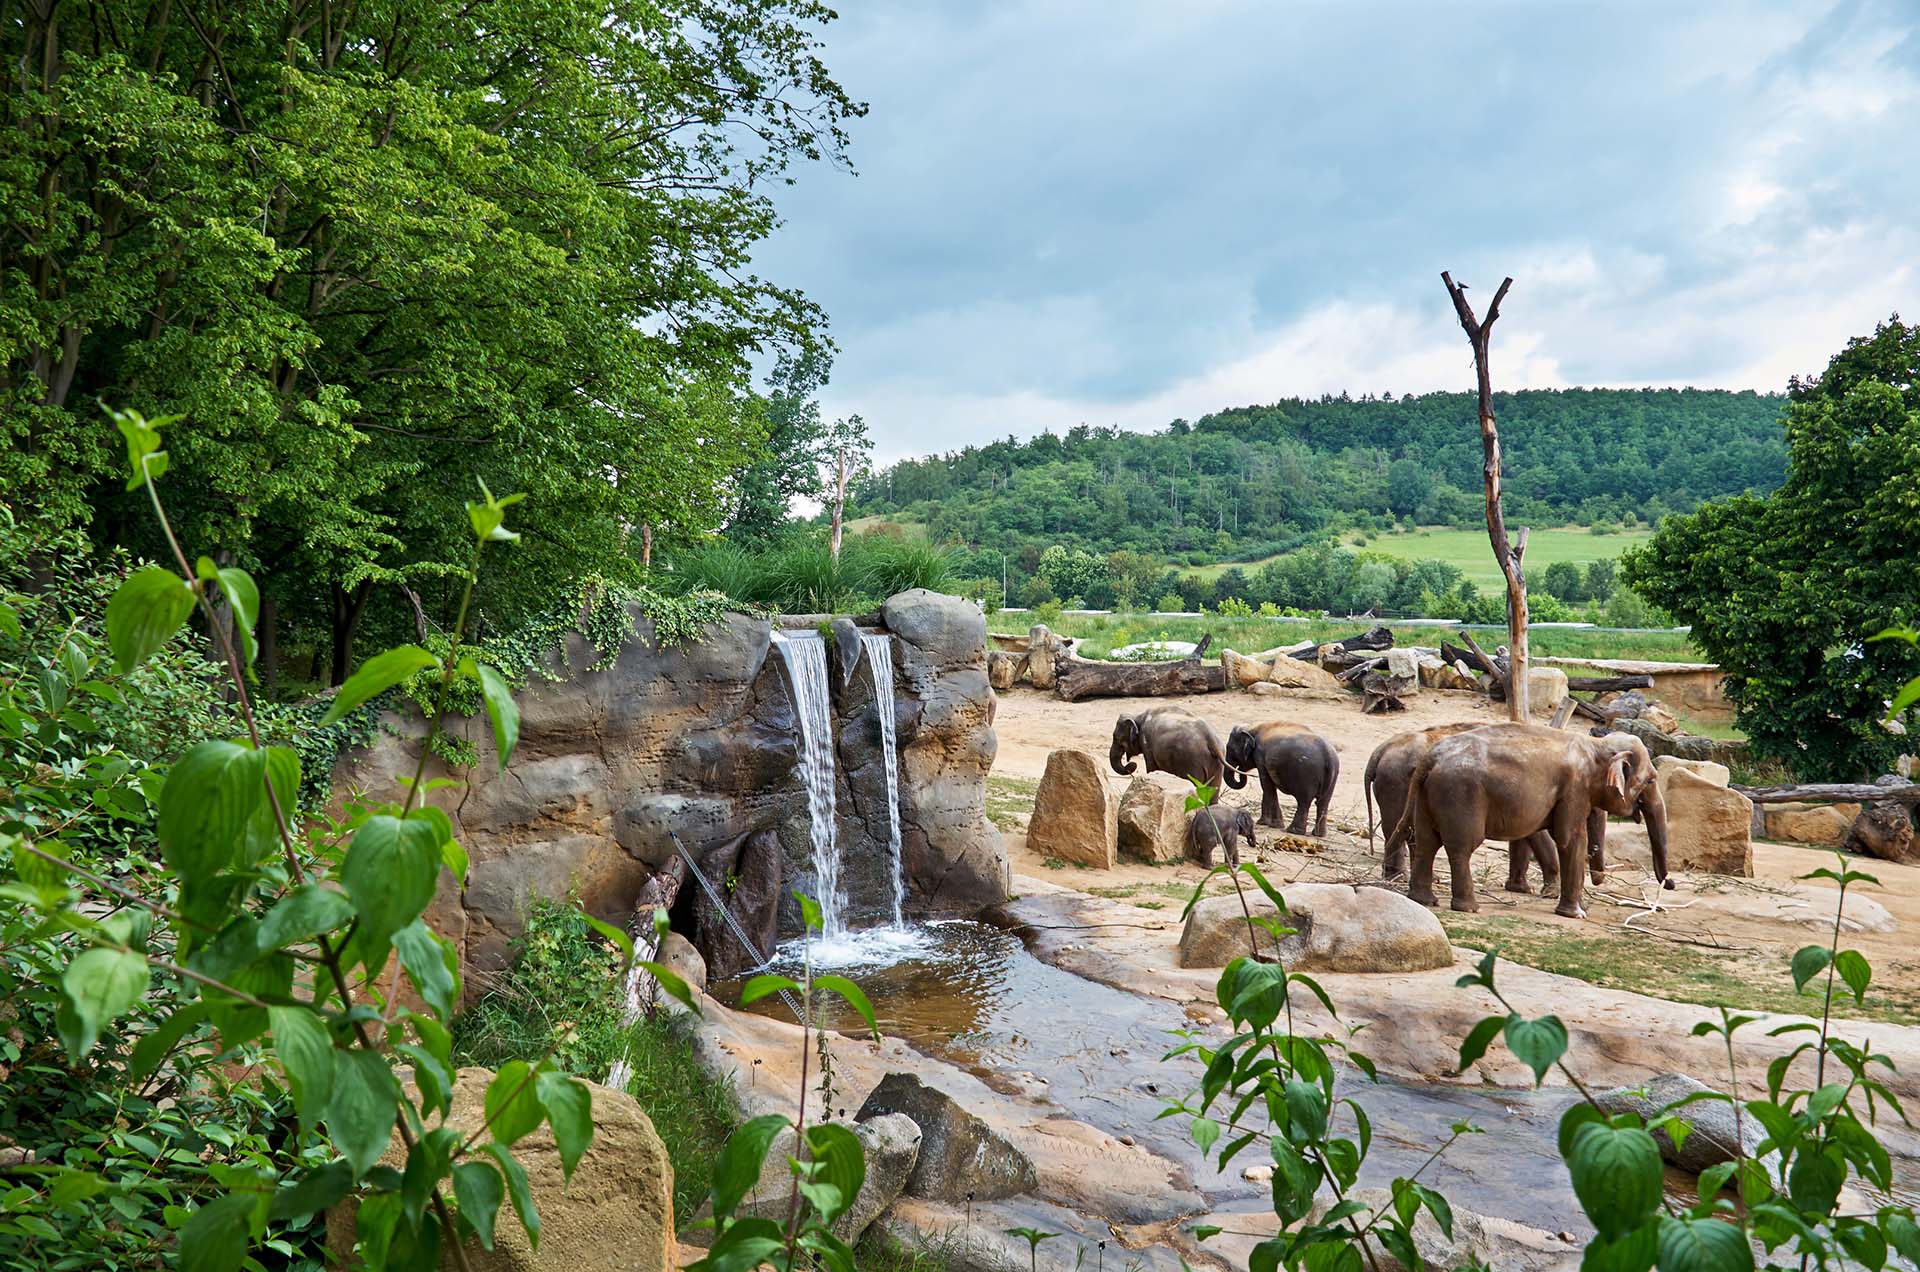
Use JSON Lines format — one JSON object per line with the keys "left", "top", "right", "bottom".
{"left": 328, "top": 589, "right": 1008, "bottom": 985}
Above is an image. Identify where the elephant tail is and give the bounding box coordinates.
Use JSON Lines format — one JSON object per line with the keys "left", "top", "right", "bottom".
{"left": 1363, "top": 751, "right": 1380, "bottom": 852}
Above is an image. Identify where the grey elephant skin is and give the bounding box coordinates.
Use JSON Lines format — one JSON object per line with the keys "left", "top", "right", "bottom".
{"left": 1108, "top": 705, "right": 1226, "bottom": 799}
{"left": 1223, "top": 721, "right": 1339, "bottom": 837}
{"left": 1365, "top": 722, "right": 1559, "bottom": 894}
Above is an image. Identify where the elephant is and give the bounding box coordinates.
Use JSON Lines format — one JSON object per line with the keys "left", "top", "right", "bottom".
{"left": 1109, "top": 706, "right": 1227, "bottom": 801}
{"left": 1223, "top": 722, "right": 1339, "bottom": 837}
{"left": 1385, "top": 723, "right": 1672, "bottom": 918}
{"left": 1365, "top": 722, "right": 1559, "bottom": 893}
{"left": 1187, "top": 805, "right": 1257, "bottom": 867}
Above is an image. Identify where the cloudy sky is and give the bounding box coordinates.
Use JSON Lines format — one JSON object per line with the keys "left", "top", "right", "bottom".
{"left": 752, "top": 0, "right": 1919, "bottom": 465}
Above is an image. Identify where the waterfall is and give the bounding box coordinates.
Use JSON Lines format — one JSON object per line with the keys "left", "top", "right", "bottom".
{"left": 863, "top": 633, "right": 907, "bottom": 927}
{"left": 771, "top": 631, "right": 846, "bottom": 941}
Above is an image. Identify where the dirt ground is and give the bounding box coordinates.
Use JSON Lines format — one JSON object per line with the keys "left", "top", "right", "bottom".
{"left": 989, "top": 683, "right": 1920, "bottom": 1025}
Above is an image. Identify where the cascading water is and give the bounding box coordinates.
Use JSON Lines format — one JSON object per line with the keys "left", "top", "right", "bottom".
{"left": 863, "top": 632, "right": 907, "bottom": 927}
{"left": 771, "top": 631, "right": 847, "bottom": 942}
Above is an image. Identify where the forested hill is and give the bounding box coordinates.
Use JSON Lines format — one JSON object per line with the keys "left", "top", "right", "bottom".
{"left": 847, "top": 387, "right": 1785, "bottom": 563}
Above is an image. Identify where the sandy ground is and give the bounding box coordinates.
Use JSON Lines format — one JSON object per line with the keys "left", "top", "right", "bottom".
{"left": 989, "top": 683, "right": 1920, "bottom": 1020}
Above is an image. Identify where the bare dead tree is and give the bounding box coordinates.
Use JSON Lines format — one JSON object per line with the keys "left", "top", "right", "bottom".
{"left": 641, "top": 522, "right": 654, "bottom": 569}
{"left": 1441, "top": 271, "right": 1529, "bottom": 719}
{"left": 829, "top": 445, "right": 848, "bottom": 562}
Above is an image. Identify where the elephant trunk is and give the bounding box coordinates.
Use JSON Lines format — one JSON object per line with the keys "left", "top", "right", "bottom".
{"left": 1586, "top": 807, "right": 1608, "bottom": 884}
{"left": 1222, "top": 763, "right": 1248, "bottom": 789}
{"left": 1109, "top": 735, "right": 1136, "bottom": 775}
{"left": 1642, "top": 780, "right": 1674, "bottom": 888}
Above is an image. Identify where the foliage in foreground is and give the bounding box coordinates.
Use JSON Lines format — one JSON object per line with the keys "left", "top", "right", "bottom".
{"left": 1627, "top": 318, "right": 1920, "bottom": 781}
{"left": 1169, "top": 784, "right": 1920, "bottom": 1272}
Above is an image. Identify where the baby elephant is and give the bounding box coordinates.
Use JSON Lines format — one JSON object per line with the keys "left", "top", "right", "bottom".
{"left": 1187, "top": 805, "right": 1257, "bottom": 867}
{"left": 1224, "top": 722, "right": 1340, "bottom": 837}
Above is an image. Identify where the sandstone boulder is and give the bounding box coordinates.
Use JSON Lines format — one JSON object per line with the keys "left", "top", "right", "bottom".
{"left": 1418, "top": 657, "right": 1478, "bottom": 691}
{"left": 1763, "top": 802, "right": 1860, "bottom": 846}
{"left": 986, "top": 650, "right": 1019, "bottom": 690}
{"left": 1845, "top": 802, "right": 1918, "bottom": 863}
{"left": 722, "top": 1114, "right": 921, "bottom": 1243}
{"left": 657, "top": 930, "right": 707, "bottom": 994}
{"left": 1657, "top": 766, "right": 1753, "bottom": 876}
{"left": 1640, "top": 701, "right": 1681, "bottom": 735}
{"left": 1027, "top": 749, "right": 1117, "bottom": 867}
{"left": 855, "top": 1073, "right": 1036, "bottom": 1201}
{"left": 1222, "top": 648, "right": 1271, "bottom": 688}
{"left": 1178, "top": 883, "right": 1454, "bottom": 972}
{"left": 1026, "top": 623, "right": 1058, "bottom": 690}
{"left": 1117, "top": 773, "right": 1190, "bottom": 863}
{"left": 1526, "top": 667, "right": 1569, "bottom": 713}
{"left": 1594, "top": 1074, "right": 1754, "bottom": 1173}
{"left": 1266, "top": 658, "right": 1344, "bottom": 692}
{"left": 329, "top": 1068, "right": 672, "bottom": 1271}
{"left": 1652, "top": 755, "right": 1731, "bottom": 789}
{"left": 1384, "top": 647, "right": 1420, "bottom": 683}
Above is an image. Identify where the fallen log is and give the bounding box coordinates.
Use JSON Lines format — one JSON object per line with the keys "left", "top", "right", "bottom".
{"left": 1360, "top": 670, "right": 1413, "bottom": 714}
{"left": 1570, "top": 696, "right": 1611, "bottom": 724}
{"left": 1734, "top": 782, "right": 1920, "bottom": 805}
{"left": 1337, "top": 655, "right": 1388, "bottom": 684}
{"left": 1565, "top": 674, "right": 1656, "bottom": 693}
{"left": 1055, "top": 633, "right": 1224, "bottom": 702}
{"left": 1292, "top": 625, "right": 1394, "bottom": 660}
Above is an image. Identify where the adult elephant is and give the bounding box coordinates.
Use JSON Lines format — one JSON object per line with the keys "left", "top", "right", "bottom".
{"left": 1365, "top": 722, "right": 1558, "bottom": 893}
{"left": 1385, "top": 723, "right": 1672, "bottom": 918}
{"left": 1223, "top": 722, "right": 1339, "bottom": 837}
{"left": 1108, "top": 706, "right": 1226, "bottom": 802}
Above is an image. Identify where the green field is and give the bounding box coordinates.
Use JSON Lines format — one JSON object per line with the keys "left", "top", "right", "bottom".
{"left": 1190, "top": 525, "right": 1652, "bottom": 591}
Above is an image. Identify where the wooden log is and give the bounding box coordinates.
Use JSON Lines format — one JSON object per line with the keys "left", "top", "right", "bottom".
{"left": 1055, "top": 633, "right": 1222, "bottom": 702}
{"left": 1733, "top": 783, "right": 1920, "bottom": 806}
{"left": 1292, "top": 625, "right": 1394, "bottom": 660}
{"left": 1337, "top": 655, "right": 1388, "bottom": 684}
{"left": 1360, "top": 671, "right": 1414, "bottom": 714}
{"left": 1570, "top": 696, "right": 1611, "bottom": 723}
{"left": 1565, "top": 674, "right": 1656, "bottom": 693}
{"left": 1549, "top": 696, "right": 1577, "bottom": 729}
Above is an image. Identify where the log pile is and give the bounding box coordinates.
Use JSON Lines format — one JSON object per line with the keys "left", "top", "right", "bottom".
{"left": 1054, "top": 633, "right": 1226, "bottom": 702}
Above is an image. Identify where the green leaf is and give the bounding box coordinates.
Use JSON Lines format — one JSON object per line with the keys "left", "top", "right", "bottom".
{"left": 46, "top": 1169, "right": 106, "bottom": 1208}
{"left": 178, "top": 1193, "right": 255, "bottom": 1272}
{"left": 1502, "top": 1014, "right": 1568, "bottom": 1085}
{"left": 738, "top": 973, "right": 801, "bottom": 1005}
{"left": 258, "top": 886, "right": 354, "bottom": 951}
{"left": 394, "top": 920, "right": 459, "bottom": 1021}
{"left": 475, "top": 662, "right": 521, "bottom": 769}
{"left": 59, "top": 947, "right": 151, "bottom": 1061}
{"left": 453, "top": 1160, "right": 505, "bottom": 1250}
{"left": 321, "top": 645, "right": 441, "bottom": 725}
{"left": 1566, "top": 1121, "right": 1664, "bottom": 1240}
{"left": 268, "top": 1160, "right": 354, "bottom": 1221}
{"left": 637, "top": 959, "right": 701, "bottom": 1016}
{"left": 269, "top": 1006, "right": 336, "bottom": 1135}
{"left": 1582, "top": 1223, "right": 1659, "bottom": 1272}
{"left": 1791, "top": 944, "right": 1833, "bottom": 993}
{"left": 814, "top": 973, "right": 879, "bottom": 1039}
{"left": 694, "top": 1216, "right": 785, "bottom": 1272}
{"left": 793, "top": 890, "right": 824, "bottom": 932}
{"left": 582, "top": 912, "right": 635, "bottom": 961}
{"left": 804, "top": 1122, "right": 865, "bottom": 1224}
{"left": 481, "top": 1144, "right": 540, "bottom": 1250}
{"left": 1835, "top": 948, "right": 1872, "bottom": 1003}
{"left": 158, "top": 740, "right": 268, "bottom": 877}
{"left": 396, "top": 1042, "right": 452, "bottom": 1120}
{"left": 341, "top": 816, "right": 442, "bottom": 955}
{"left": 105, "top": 566, "right": 197, "bottom": 673}
{"left": 711, "top": 1114, "right": 790, "bottom": 1219}
{"left": 243, "top": 745, "right": 300, "bottom": 867}
{"left": 128, "top": 1003, "right": 206, "bottom": 1083}
{"left": 535, "top": 1071, "right": 593, "bottom": 1181}
{"left": 1656, "top": 1213, "right": 1753, "bottom": 1272}
{"left": 0, "top": 599, "right": 17, "bottom": 642}
{"left": 484, "top": 1061, "right": 545, "bottom": 1146}
{"left": 1456, "top": 1015, "right": 1506, "bottom": 1072}
{"left": 195, "top": 558, "right": 260, "bottom": 672}
{"left": 327, "top": 1048, "right": 401, "bottom": 1174}
{"left": 1883, "top": 1212, "right": 1920, "bottom": 1266}
{"left": 1787, "top": 1145, "right": 1844, "bottom": 1215}
{"left": 1191, "top": 1116, "right": 1221, "bottom": 1157}
{"left": 1239, "top": 863, "right": 1288, "bottom": 913}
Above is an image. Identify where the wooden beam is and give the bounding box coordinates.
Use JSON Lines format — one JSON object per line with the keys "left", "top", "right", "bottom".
{"left": 1734, "top": 783, "right": 1920, "bottom": 805}
{"left": 1565, "top": 674, "right": 1655, "bottom": 693}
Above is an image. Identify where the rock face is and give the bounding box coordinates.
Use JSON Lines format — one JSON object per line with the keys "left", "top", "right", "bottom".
{"left": 1846, "top": 802, "right": 1918, "bottom": 863}
{"left": 1594, "top": 1074, "right": 1753, "bottom": 1173}
{"left": 1762, "top": 802, "right": 1860, "bottom": 846}
{"left": 1178, "top": 883, "right": 1454, "bottom": 972}
{"left": 1655, "top": 760, "right": 1752, "bottom": 876}
{"left": 855, "top": 1072, "right": 1036, "bottom": 1201}
{"left": 1116, "top": 773, "right": 1190, "bottom": 862}
{"left": 723, "top": 1114, "right": 921, "bottom": 1243}
{"left": 328, "top": 1067, "right": 672, "bottom": 1271}
{"left": 330, "top": 592, "right": 1007, "bottom": 992}
{"left": 1027, "top": 749, "right": 1118, "bottom": 867}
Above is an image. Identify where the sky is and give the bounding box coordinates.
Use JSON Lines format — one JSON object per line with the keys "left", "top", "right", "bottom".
{"left": 750, "top": 0, "right": 1920, "bottom": 466}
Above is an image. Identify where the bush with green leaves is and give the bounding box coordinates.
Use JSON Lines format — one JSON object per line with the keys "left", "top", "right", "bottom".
{"left": 2, "top": 409, "right": 698, "bottom": 1270}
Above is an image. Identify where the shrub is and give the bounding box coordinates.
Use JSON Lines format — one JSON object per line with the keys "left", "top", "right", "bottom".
{"left": 1156, "top": 592, "right": 1186, "bottom": 613}
{"left": 1216, "top": 596, "right": 1254, "bottom": 618}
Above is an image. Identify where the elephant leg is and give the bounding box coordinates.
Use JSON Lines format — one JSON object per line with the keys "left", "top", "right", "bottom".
{"left": 1311, "top": 786, "right": 1330, "bottom": 839}
{"left": 1445, "top": 840, "right": 1480, "bottom": 912}
{"left": 1551, "top": 807, "right": 1589, "bottom": 919}
{"left": 1531, "top": 831, "right": 1561, "bottom": 894}
{"left": 1259, "top": 772, "right": 1281, "bottom": 827}
{"left": 1408, "top": 820, "right": 1441, "bottom": 908}
{"left": 1286, "top": 787, "right": 1309, "bottom": 834}
{"left": 1383, "top": 837, "right": 1407, "bottom": 881}
{"left": 1503, "top": 841, "right": 1533, "bottom": 894}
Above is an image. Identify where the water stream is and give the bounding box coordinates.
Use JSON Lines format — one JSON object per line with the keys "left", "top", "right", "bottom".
{"left": 863, "top": 632, "right": 908, "bottom": 927}
{"left": 772, "top": 630, "right": 846, "bottom": 942}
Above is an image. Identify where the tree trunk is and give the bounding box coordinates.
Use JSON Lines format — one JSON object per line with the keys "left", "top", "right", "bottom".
{"left": 1734, "top": 783, "right": 1920, "bottom": 805}
{"left": 641, "top": 523, "right": 653, "bottom": 569}
{"left": 1442, "top": 272, "right": 1529, "bottom": 719}
{"left": 829, "top": 446, "right": 847, "bottom": 562}
{"left": 1055, "top": 634, "right": 1223, "bottom": 702}
{"left": 1290, "top": 626, "right": 1393, "bottom": 660}
{"left": 1565, "top": 674, "right": 1655, "bottom": 693}
{"left": 328, "top": 580, "right": 373, "bottom": 687}
{"left": 259, "top": 592, "right": 280, "bottom": 697}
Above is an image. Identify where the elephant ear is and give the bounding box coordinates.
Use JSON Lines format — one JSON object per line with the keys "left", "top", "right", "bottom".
{"left": 1606, "top": 751, "right": 1632, "bottom": 800}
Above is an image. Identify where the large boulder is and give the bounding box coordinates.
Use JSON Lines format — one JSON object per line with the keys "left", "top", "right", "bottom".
{"left": 1027, "top": 749, "right": 1118, "bottom": 868}
{"left": 1845, "top": 802, "right": 1918, "bottom": 863}
{"left": 718, "top": 1114, "right": 921, "bottom": 1243}
{"left": 1525, "top": 667, "right": 1569, "bottom": 713}
{"left": 854, "top": 1073, "right": 1036, "bottom": 1201}
{"left": 986, "top": 649, "right": 1020, "bottom": 690}
{"left": 1177, "top": 883, "right": 1454, "bottom": 972}
{"left": 328, "top": 1068, "right": 672, "bottom": 1271}
{"left": 1025, "top": 623, "right": 1059, "bottom": 690}
{"left": 1117, "top": 773, "right": 1190, "bottom": 863}
{"left": 1594, "top": 1074, "right": 1754, "bottom": 1173}
{"left": 1222, "top": 648, "right": 1271, "bottom": 688}
{"left": 1762, "top": 802, "right": 1860, "bottom": 846}
{"left": 1419, "top": 657, "right": 1479, "bottom": 691}
{"left": 657, "top": 930, "right": 707, "bottom": 994}
{"left": 1653, "top": 755, "right": 1730, "bottom": 788}
{"left": 1656, "top": 764, "right": 1753, "bottom": 876}
{"left": 1265, "top": 658, "right": 1345, "bottom": 692}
